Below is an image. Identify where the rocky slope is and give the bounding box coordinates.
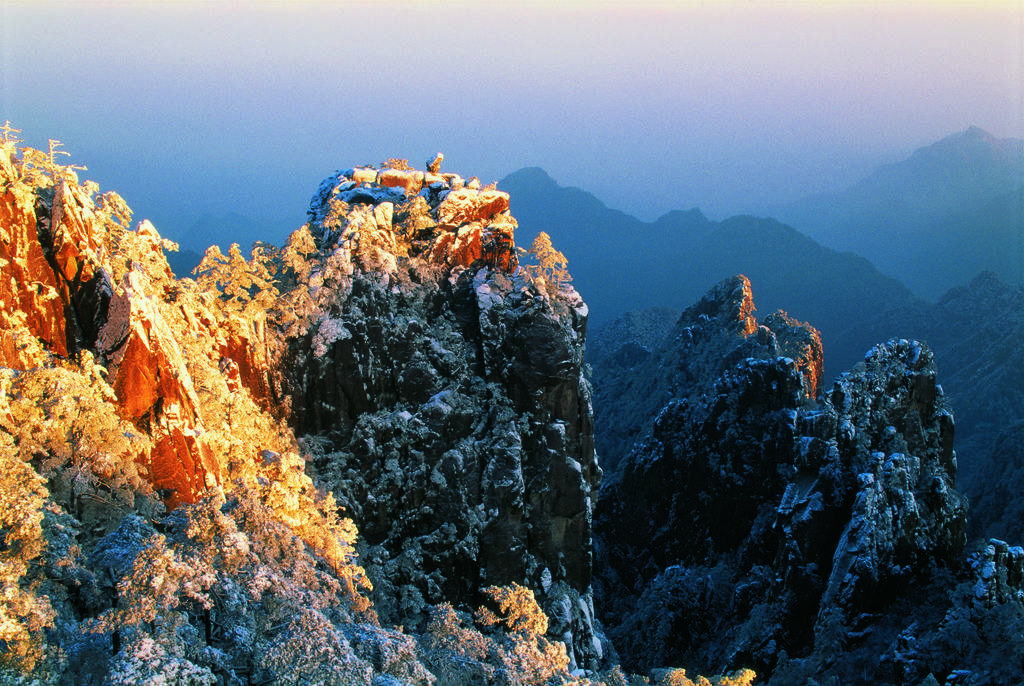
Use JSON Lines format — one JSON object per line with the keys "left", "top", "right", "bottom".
{"left": 593, "top": 276, "right": 1024, "bottom": 684}
{"left": 0, "top": 136, "right": 605, "bottom": 682}
{"left": 591, "top": 277, "right": 823, "bottom": 474}
{"left": 595, "top": 272, "right": 1024, "bottom": 546}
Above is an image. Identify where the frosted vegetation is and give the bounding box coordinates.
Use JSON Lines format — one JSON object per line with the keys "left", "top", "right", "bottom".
{"left": 0, "top": 131, "right": 759, "bottom": 684}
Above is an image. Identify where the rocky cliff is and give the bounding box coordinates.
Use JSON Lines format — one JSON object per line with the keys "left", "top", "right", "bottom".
{"left": 833, "top": 271, "right": 1024, "bottom": 518}
{"left": 592, "top": 277, "right": 1024, "bottom": 684}
{"left": 0, "top": 137, "right": 605, "bottom": 681}
{"left": 591, "top": 276, "right": 823, "bottom": 474}
{"left": 274, "top": 162, "right": 605, "bottom": 668}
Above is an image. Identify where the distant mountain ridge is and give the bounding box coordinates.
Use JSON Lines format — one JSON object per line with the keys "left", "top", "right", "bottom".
{"left": 777, "top": 126, "right": 1024, "bottom": 300}
{"left": 501, "top": 167, "right": 918, "bottom": 379}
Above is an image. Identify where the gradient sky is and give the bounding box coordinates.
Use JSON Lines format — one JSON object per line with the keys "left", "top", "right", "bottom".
{"left": 2, "top": 1, "right": 1022, "bottom": 251}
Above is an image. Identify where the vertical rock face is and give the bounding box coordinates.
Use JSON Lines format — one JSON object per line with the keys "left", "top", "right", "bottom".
{"left": 595, "top": 278, "right": 967, "bottom": 683}
{"left": 0, "top": 151, "right": 100, "bottom": 364}
{"left": 591, "top": 275, "right": 823, "bottom": 475}
{"left": 276, "top": 162, "right": 604, "bottom": 669}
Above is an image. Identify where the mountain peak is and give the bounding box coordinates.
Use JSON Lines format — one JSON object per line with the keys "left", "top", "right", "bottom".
{"left": 500, "top": 166, "right": 559, "bottom": 189}
{"left": 654, "top": 207, "right": 709, "bottom": 227}
{"left": 921, "top": 125, "right": 1023, "bottom": 162}
{"left": 962, "top": 124, "right": 994, "bottom": 140}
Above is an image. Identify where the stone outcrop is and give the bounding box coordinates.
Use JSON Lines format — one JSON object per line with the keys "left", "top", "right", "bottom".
{"left": 0, "top": 145, "right": 102, "bottom": 364}
{"left": 309, "top": 160, "right": 518, "bottom": 274}
{"left": 591, "top": 275, "right": 823, "bottom": 474}
{"left": 838, "top": 270, "right": 1024, "bottom": 505}
{"left": 594, "top": 278, "right": 969, "bottom": 683}
{"left": 278, "top": 162, "right": 604, "bottom": 669}
{"left": 98, "top": 266, "right": 221, "bottom": 508}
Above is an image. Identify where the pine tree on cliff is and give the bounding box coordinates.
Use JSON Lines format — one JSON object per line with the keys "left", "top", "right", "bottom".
{"left": 523, "top": 231, "right": 571, "bottom": 290}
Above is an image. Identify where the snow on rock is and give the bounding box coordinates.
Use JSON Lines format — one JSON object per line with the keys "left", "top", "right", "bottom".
{"left": 272, "top": 158, "right": 602, "bottom": 669}
{"left": 306, "top": 157, "right": 517, "bottom": 273}
{"left": 595, "top": 276, "right": 967, "bottom": 683}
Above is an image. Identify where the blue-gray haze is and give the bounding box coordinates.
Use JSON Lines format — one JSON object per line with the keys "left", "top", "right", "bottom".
{"left": 2, "top": 2, "right": 1021, "bottom": 252}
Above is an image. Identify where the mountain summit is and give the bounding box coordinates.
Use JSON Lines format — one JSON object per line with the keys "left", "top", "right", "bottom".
{"left": 779, "top": 126, "right": 1024, "bottom": 299}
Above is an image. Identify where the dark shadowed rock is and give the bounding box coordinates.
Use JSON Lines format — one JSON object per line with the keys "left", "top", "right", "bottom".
{"left": 592, "top": 275, "right": 822, "bottom": 475}
{"left": 595, "top": 276, "right": 968, "bottom": 683}
{"left": 277, "top": 163, "right": 605, "bottom": 670}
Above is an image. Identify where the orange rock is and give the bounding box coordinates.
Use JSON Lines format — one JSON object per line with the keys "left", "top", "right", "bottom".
{"left": 736, "top": 275, "right": 758, "bottom": 336}
{"left": 448, "top": 223, "right": 485, "bottom": 266}
{"left": 481, "top": 216, "right": 518, "bottom": 272}
{"left": 49, "top": 180, "right": 102, "bottom": 285}
{"left": 435, "top": 188, "right": 510, "bottom": 226}
{"left": 100, "top": 272, "right": 201, "bottom": 423}
{"left": 220, "top": 313, "right": 273, "bottom": 407}
{"left": 0, "top": 168, "right": 69, "bottom": 359}
{"left": 377, "top": 169, "right": 424, "bottom": 196}
{"left": 149, "top": 427, "right": 220, "bottom": 508}
{"left": 426, "top": 213, "right": 518, "bottom": 272}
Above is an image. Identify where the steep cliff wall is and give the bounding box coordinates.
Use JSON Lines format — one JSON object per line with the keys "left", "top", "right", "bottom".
{"left": 274, "top": 162, "right": 604, "bottom": 668}
{"left": 593, "top": 278, "right": 991, "bottom": 684}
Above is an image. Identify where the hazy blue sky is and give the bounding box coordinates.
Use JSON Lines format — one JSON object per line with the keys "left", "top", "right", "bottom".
{"left": 2, "top": 1, "right": 1022, "bottom": 250}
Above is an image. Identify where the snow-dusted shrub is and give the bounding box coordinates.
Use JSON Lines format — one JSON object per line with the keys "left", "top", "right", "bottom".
{"left": 258, "top": 609, "right": 373, "bottom": 686}
{"left": 106, "top": 634, "right": 215, "bottom": 686}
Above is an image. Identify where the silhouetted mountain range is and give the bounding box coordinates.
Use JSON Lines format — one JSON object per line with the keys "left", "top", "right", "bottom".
{"left": 777, "top": 126, "right": 1023, "bottom": 299}
{"left": 501, "top": 167, "right": 918, "bottom": 379}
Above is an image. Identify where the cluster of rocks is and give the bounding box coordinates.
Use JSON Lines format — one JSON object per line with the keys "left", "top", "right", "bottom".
{"left": 590, "top": 276, "right": 823, "bottom": 474}
{"left": 307, "top": 155, "right": 518, "bottom": 274}
{"left": 834, "top": 270, "right": 1024, "bottom": 501}
{"left": 591, "top": 276, "right": 1024, "bottom": 684}
{"left": 0, "top": 156, "right": 109, "bottom": 365}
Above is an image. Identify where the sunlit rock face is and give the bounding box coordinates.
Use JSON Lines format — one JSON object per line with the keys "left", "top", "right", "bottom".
{"left": 594, "top": 277, "right": 967, "bottom": 683}
{"left": 275, "top": 160, "right": 605, "bottom": 670}
{"left": 0, "top": 143, "right": 289, "bottom": 509}
{"left": 0, "top": 161, "right": 102, "bottom": 364}
{"left": 308, "top": 164, "right": 518, "bottom": 274}
{"left": 0, "top": 144, "right": 605, "bottom": 669}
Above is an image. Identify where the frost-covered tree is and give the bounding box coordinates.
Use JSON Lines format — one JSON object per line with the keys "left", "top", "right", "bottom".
{"left": 423, "top": 583, "right": 569, "bottom": 686}
{"left": 521, "top": 231, "right": 571, "bottom": 290}
{"left": 4, "top": 356, "right": 156, "bottom": 528}
{"left": 0, "top": 431, "right": 54, "bottom": 672}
